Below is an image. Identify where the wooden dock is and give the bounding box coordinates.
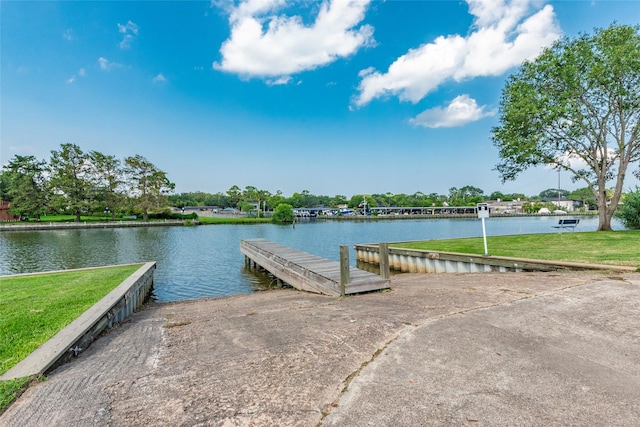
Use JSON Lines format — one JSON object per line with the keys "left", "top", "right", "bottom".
{"left": 240, "top": 239, "right": 390, "bottom": 297}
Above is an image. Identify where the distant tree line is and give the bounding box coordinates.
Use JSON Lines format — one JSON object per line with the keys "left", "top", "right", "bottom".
{"left": 0, "top": 143, "right": 174, "bottom": 221}
{"left": 167, "top": 185, "right": 600, "bottom": 213}
{"left": 2, "top": 144, "right": 627, "bottom": 221}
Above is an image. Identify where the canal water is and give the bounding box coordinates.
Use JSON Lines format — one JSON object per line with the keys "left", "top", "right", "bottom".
{"left": 0, "top": 216, "right": 622, "bottom": 302}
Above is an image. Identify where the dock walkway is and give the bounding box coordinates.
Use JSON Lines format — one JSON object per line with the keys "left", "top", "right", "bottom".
{"left": 240, "top": 238, "right": 390, "bottom": 296}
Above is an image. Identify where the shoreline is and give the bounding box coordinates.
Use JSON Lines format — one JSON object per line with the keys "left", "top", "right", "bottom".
{"left": 0, "top": 220, "right": 185, "bottom": 232}
{"left": 0, "top": 211, "right": 599, "bottom": 231}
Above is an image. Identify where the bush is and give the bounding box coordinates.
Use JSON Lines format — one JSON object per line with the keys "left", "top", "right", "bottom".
{"left": 615, "top": 188, "right": 640, "bottom": 229}
{"left": 272, "top": 203, "right": 294, "bottom": 223}
{"left": 146, "top": 211, "right": 197, "bottom": 220}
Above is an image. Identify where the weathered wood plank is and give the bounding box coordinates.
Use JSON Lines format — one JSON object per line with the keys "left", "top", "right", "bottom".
{"left": 241, "top": 239, "right": 390, "bottom": 296}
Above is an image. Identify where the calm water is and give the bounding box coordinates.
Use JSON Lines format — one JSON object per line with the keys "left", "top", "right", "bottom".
{"left": 0, "top": 216, "right": 622, "bottom": 302}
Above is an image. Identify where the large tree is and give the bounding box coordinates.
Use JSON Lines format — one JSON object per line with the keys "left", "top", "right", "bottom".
{"left": 124, "top": 155, "right": 174, "bottom": 220}
{"left": 88, "top": 150, "right": 124, "bottom": 220}
{"left": 2, "top": 155, "right": 48, "bottom": 219}
{"left": 49, "top": 143, "right": 92, "bottom": 222}
{"left": 492, "top": 24, "right": 640, "bottom": 231}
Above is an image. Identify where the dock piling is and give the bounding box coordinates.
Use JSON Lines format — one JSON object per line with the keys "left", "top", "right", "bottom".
{"left": 340, "top": 245, "right": 350, "bottom": 296}
{"left": 379, "top": 242, "right": 390, "bottom": 280}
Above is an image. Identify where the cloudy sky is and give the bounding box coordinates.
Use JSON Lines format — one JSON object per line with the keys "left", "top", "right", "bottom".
{"left": 2, "top": 0, "right": 639, "bottom": 198}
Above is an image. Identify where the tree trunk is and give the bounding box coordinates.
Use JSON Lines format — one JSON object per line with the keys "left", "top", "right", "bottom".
{"left": 597, "top": 204, "right": 612, "bottom": 231}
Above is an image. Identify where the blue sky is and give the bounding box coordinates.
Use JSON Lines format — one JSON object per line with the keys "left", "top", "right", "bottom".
{"left": 2, "top": 0, "right": 639, "bottom": 198}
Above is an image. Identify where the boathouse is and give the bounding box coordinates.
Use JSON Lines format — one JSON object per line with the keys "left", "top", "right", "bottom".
{"left": 0, "top": 200, "right": 20, "bottom": 222}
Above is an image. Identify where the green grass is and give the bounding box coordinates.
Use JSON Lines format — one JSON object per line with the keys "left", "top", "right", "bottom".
{"left": 0, "top": 264, "right": 142, "bottom": 414}
{"left": 0, "top": 264, "right": 142, "bottom": 375}
{"left": 0, "top": 377, "right": 31, "bottom": 414}
{"left": 393, "top": 230, "right": 640, "bottom": 267}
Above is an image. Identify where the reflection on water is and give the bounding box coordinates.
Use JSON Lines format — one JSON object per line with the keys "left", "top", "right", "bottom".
{"left": 0, "top": 216, "right": 622, "bottom": 302}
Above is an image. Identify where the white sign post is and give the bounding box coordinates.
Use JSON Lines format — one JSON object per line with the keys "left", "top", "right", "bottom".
{"left": 477, "top": 203, "right": 489, "bottom": 256}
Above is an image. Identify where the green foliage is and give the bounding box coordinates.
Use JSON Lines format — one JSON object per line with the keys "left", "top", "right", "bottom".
{"left": 347, "top": 194, "right": 377, "bottom": 210}
{"left": 1, "top": 144, "right": 174, "bottom": 221}
{"left": 2, "top": 155, "right": 49, "bottom": 218}
{"left": 124, "top": 155, "right": 175, "bottom": 221}
{"left": 615, "top": 188, "right": 640, "bottom": 229}
{"left": 539, "top": 188, "right": 570, "bottom": 199}
{"left": 237, "top": 201, "right": 254, "bottom": 213}
{"left": 197, "top": 216, "right": 271, "bottom": 224}
{"left": 447, "top": 186, "right": 485, "bottom": 206}
{"left": 88, "top": 151, "right": 124, "bottom": 219}
{"left": 0, "top": 172, "right": 10, "bottom": 201}
{"left": 143, "top": 210, "right": 196, "bottom": 220}
{"left": 492, "top": 24, "right": 640, "bottom": 231}
{"left": 167, "top": 191, "right": 231, "bottom": 208}
{"left": 48, "top": 144, "right": 92, "bottom": 222}
{"left": 226, "top": 185, "right": 242, "bottom": 207}
{"left": 272, "top": 203, "right": 294, "bottom": 223}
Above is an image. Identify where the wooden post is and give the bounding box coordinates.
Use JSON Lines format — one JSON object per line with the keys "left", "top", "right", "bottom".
{"left": 339, "top": 245, "right": 350, "bottom": 296}
{"left": 379, "top": 242, "right": 390, "bottom": 280}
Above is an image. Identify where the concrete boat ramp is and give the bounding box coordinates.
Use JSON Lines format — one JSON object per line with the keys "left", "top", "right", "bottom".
{"left": 2, "top": 271, "right": 639, "bottom": 426}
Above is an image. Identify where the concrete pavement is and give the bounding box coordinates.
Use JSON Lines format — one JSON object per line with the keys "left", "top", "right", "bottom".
{"left": 2, "top": 271, "right": 639, "bottom": 426}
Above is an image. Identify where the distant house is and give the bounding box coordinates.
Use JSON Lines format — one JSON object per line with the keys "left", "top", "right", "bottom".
{"left": 541, "top": 197, "right": 582, "bottom": 212}
{"left": 0, "top": 200, "right": 20, "bottom": 222}
{"left": 486, "top": 199, "right": 525, "bottom": 214}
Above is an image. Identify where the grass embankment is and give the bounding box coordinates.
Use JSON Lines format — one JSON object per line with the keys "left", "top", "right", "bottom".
{"left": 394, "top": 230, "right": 640, "bottom": 267}
{"left": 0, "top": 264, "right": 142, "bottom": 413}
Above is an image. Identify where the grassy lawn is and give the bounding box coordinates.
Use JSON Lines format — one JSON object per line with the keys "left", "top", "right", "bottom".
{"left": 0, "top": 264, "right": 142, "bottom": 414}
{"left": 393, "top": 230, "right": 640, "bottom": 267}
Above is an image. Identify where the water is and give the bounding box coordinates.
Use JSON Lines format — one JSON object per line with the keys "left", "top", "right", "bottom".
{"left": 0, "top": 216, "right": 622, "bottom": 302}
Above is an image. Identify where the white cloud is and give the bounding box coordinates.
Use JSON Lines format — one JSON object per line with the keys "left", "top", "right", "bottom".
{"left": 213, "top": 0, "right": 374, "bottom": 81}
{"left": 550, "top": 148, "right": 617, "bottom": 171}
{"left": 118, "top": 20, "right": 139, "bottom": 49}
{"left": 66, "top": 68, "right": 87, "bottom": 84}
{"left": 354, "top": 0, "right": 561, "bottom": 107}
{"left": 266, "top": 76, "right": 291, "bottom": 86}
{"left": 98, "top": 57, "right": 121, "bottom": 71}
{"left": 152, "top": 73, "right": 167, "bottom": 83}
{"left": 410, "top": 95, "right": 496, "bottom": 128}
{"left": 63, "top": 29, "right": 74, "bottom": 41}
